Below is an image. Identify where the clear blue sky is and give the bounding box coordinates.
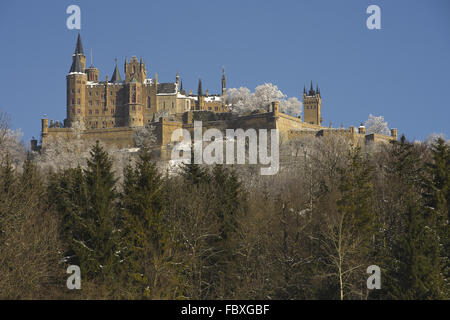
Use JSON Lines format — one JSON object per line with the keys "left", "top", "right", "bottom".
{"left": 0, "top": 0, "right": 449, "bottom": 144}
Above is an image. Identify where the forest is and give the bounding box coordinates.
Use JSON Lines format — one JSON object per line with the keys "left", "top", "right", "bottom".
{"left": 0, "top": 111, "right": 448, "bottom": 300}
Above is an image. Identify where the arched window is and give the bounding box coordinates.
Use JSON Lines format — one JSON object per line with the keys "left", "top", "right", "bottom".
{"left": 147, "top": 97, "right": 151, "bottom": 109}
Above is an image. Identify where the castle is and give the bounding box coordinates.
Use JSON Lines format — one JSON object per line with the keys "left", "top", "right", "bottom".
{"left": 34, "top": 33, "right": 398, "bottom": 156}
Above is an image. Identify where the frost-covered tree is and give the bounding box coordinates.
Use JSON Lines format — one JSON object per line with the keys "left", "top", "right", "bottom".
{"left": 226, "top": 83, "right": 302, "bottom": 117}
{"left": 226, "top": 87, "right": 254, "bottom": 114}
{"left": 253, "top": 83, "right": 286, "bottom": 110}
{"left": 0, "top": 111, "right": 26, "bottom": 166}
{"left": 425, "top": 133, "right": 448, "bottom": 146}
{"left": 364, "top": 114, "right": 390, "bottom": 135}
{"left": 134, "top": 123, "right": 157, "bottom": 149}
{"left": 280, "top": 97, "right": 302, "bottom": 117}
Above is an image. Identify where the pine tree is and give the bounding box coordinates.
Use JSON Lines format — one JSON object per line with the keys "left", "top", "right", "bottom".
{"left": 388, "top": 196, "right": 445, "bottom": 299}
{"left": 120, "top": 147, "right": 174, "bottom": 298}
{"left": 47, "top": 143, "right": 120, "bottom": 292}
{"left": 205, "top": 164, "right": 247, "bottom": 298}
{"left": 180, "top": 147, "right": 209, "bottom": 186}
{"left": 423, "top": 137, "right": 449, "bottom": 297}
{"left": 381, "top": 136, "right": 446, "bottom": 299}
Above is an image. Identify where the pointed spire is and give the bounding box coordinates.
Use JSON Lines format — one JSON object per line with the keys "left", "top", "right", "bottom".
{"left": 69, "top": 54, "right": 83, "bottom": 73}
{"left": 198, "top": 78, "right": 203, "bottom": 96}
{"left": 221, "top": 66, "right": 226, "bottom": 92}
{"left": 180, "top": 79, "right": 184, "bottom": 94}
{"left": 316, "top": 84, "right": 320, "bottom": 95}
{"left": 111, "top": 59, "right": 122, "bottom": 83}
{"left": 303, "top": 85, "right": 306, "bottom": 95}
{"left": 222, "top": 66, "right": 226, "bottom": 81}
{"left": 74, "top": 32, "right": 84, "bottom": 55}
{"left": 309, "top": 80, "right": 315, "bottom": 96}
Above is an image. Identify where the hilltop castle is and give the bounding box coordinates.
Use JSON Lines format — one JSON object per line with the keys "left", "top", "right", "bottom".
{"left": 34, "top": 34, "right": 397, "bottom": 155}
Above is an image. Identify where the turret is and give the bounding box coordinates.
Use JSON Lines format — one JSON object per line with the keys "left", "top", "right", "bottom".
{"left": 67, "top": 34, "right": 87, "bottom": 126}
{"left": 358, "top": 124, "right": 366, "bottom": 135}
{"left": 86, "top": 65, "right": 99, "bottom": 82}
{"left": 125, "top": 56, "right": 146, "bottom": 83}
{"left": 110, "top": 59, "right": 122, "bottom": 83}
{"left": 391, "top": 128, "right": 398, "bottom": 140}
{"left": 302, "top": 81, "right": 322, "bottom": 126}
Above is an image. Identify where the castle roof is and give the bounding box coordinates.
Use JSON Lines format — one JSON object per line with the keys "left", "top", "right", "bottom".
{"left": 69, "top": 54, "right": 84, "bottom": 73}
{"left": 74, "top": 33, "right": 84, "bottom": 55}
{"left": 157, "top": 82, "right": 177, "bottom": 94}
{"left": 110, "top": 62, "right": 122, "bottom": 82}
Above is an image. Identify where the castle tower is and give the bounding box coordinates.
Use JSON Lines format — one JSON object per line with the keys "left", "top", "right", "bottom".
{"left": 66, "top": 33, "right": 87, "bottom": 126}
{"left": 86, "top": 65, "right": 99, "bottom": 82}
{"left": 125, "top": 56, "right": 146, "bottom": 83}
{"left": 197, "top": 78, "right": 204, "bottom": 110}
{"left": 176, "top": 71, "right": 180, "bottom": 87}
{"left": 221, "top": 67, "right": 227, "bottom": 106}
{"left": 302, "top": 81, "right": 322, "bottom": 126}
{"left": 72, "top": 32, "right": 86, "bottom": 71}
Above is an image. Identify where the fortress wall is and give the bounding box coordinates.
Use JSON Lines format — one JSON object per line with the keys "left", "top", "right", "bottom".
{"left": 365, "top": 133, "right": 395, "bottom": 144}
{"left": 43, "top": 127, "right": 135, "bottom": 149}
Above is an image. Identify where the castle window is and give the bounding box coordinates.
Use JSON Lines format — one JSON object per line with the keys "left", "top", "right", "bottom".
{"left": 215, "top": 107, "right": 218, "bottom": 111}
{"left": 72, "top": 99, "right": 75, "bottom": 105}
{"left": 172, "top": 102, "right": 174, "bottom": 109}
{"left": 96, "top": 92, "right": 98, "bottom": 96}
{"left": 110, "top": 91, "right": 112, "bottom": 96}
{"left": 95, "top": 109, "right": 99, "bottom": 114}
{"left": 89, "top": 92, "right": 92, "bottom": 96}
{"left": 89, "top": 110, "right": 92, "bottom": 115}
{"left": 163, "top": 101, "right": 166, "bottom": 109}
{"left": 77, "top": 99, "right": 80, "bottom": 105}
{"left": 89, "top": 101, "right": 92, "bottom": 106}
{"left": 147, "top": 97, "right": 151, "bottom": 109}
{"left": 78, "top": 88, "right": 80, "bottom": 93}
{"left": 132, "top": 106, "right": 136, "bottom": 111}
{"left": 77, "top": 109, "right": 80, "bottom": 114}
{"left": 71, "top": 89, "right": 74, "bottom": 94}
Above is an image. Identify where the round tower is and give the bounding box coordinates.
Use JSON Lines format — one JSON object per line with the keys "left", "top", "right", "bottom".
{"left": 67, "top": 34, "right": 87, "bottom": 126}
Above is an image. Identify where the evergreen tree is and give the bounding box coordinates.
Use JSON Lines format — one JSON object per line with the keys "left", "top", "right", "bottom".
{"left": 423, "top": 137, "right": 449, "bottom": 297}
{"left": 81, "top": 141, "right": 119, "bottom": 280}
{"left": 388, "top": 196, "right": 445, "bottom": 299}
{"left": 206, "top": 164, "right": 247, "bottom": 298}
{"left": 381, "top": 136, "right": 446, "bottom": 299}
{"left": 120, "top": 147, "right": 171, "bottom": 298}
{"left": 180, "top": 147, "right": 209, "bottom": 186}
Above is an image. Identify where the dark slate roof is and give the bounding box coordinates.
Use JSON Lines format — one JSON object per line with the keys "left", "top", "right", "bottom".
{"left": 74, "top": 33, "right": 84, "bottom": 55}
{"left": 110, "top": 64, "right": 122, "bottom": 82}
{"left": 69, "top": 54, "right": 83, "bottom": 73}
{"left": 157, "top": 82, "right": 176, "bottom": 94}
